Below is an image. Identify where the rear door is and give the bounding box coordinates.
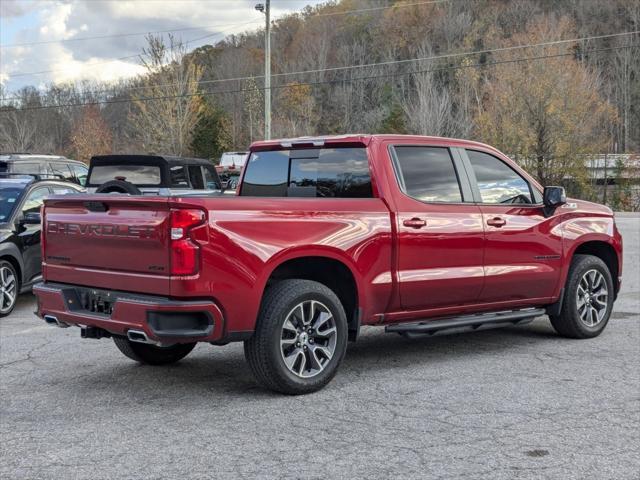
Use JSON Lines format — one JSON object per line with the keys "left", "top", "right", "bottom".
{"left": 463, "top": 149, "right": 562, "bottom": 303}
{"left": 390, "top": 145, "right": 485, "bottom": 310}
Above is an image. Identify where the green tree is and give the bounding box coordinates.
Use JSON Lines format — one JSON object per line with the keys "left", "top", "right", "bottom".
{"left": 380, "top": 103, "right": 407, "bottom": 134}
{"left": 191, "top": 98, "right": 231, "bottom": 161}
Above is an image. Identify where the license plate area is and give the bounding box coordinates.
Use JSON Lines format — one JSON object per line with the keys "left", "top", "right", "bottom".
{"left": 62, "top": 287, "right": 116, "bottom": 316}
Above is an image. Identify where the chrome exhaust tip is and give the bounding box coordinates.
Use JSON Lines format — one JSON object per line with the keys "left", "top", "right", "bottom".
{"left": 43, "top": 315, "right": 69, "bottom": 328}
{"left": 127, "top": 329, "right": 161, "bottom": 346}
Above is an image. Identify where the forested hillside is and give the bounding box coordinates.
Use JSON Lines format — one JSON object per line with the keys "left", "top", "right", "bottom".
{"left": 1, "top": 0, "right": 638, "bottom": 203}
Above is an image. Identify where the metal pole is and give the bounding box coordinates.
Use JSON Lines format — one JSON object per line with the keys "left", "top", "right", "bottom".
{"left": 264, "top": 0, "right": 271, "bottom": 140}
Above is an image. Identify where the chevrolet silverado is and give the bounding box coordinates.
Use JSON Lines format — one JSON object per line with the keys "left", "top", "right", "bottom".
{"left": 34, "top": 135, "right": 623, "bottom": 394}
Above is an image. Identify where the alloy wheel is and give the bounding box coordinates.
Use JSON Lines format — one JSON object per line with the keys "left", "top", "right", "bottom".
{"left": 576, "top": 269, "right": 608, "bottom": 327}
{"left": 280, "top": 300, "right": 338, "bottom": 378}
{"left": 0, "top": 265, "right": 17, "bottom": 314}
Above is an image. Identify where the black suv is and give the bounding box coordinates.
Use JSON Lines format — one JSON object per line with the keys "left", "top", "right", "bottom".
{"left": 0, "top": 154, "right": 88, "bottom": 186}
{"left": 0, "top": 175, "right": 83, "bottom": 316}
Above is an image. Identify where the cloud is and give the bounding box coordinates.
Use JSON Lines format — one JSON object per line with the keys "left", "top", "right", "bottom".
{"left": 1, "top": 0, "right": 318, "bottom": 91}
{"left": 0, "top": 0, "right": 39, "bottom": 18}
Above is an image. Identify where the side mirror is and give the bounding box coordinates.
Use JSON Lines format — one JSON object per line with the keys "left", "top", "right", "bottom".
{"left": 542, "top": 186, "right": 566, "bottom": 217}
{"left": 21, "top": 212, "right": 42, "bottom": 225}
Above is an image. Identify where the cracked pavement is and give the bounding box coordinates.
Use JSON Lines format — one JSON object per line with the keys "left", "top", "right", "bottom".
{"left": 1, "top": 215, "right": 638, "bottom": 479}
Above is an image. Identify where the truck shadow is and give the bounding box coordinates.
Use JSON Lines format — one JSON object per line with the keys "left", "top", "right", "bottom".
{"left": 70, "top": 318, "right": 565, "bottom": 398}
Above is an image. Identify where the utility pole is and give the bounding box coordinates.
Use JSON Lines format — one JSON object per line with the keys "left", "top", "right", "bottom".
{"left": 255, "top": 1, "right": 271, "bottom": 140}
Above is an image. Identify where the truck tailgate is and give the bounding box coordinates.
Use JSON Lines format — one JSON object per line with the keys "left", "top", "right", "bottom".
{"left": 43, "top": 195, "right": 172, "bottom": 295}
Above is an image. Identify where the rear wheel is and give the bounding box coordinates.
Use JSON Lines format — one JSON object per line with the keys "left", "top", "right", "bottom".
{"left": 550, "top": 254, "right": 614, "bottom": 339}
{"left": 0, "top": 260, "right": 19, "bottom": 317}
{"left": 244, "top": 279, "right": 348, "bottom": 395}
{"left": 113, "top": 337, "right": 196, "bottom": 365}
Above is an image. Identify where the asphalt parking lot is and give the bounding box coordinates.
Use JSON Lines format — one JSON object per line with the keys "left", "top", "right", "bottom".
{"left": 1, "top": 215, "right": 638, "bottom": 479}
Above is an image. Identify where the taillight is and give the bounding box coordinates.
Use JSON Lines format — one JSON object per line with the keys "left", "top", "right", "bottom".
{"left": 170, "top": 209, "right": 205, "bottom": 276}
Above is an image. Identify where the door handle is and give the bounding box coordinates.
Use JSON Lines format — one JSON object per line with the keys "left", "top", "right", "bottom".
{"left": 403, "top": 217, "right": 427, "bottom": 229}
{"left": 486, "top": 217, "right": 506, "bottom": 227}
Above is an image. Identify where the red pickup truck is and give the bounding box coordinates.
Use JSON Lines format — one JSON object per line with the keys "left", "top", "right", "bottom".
{"left": 34, "top": 135, "right": 623, "bottom": 394}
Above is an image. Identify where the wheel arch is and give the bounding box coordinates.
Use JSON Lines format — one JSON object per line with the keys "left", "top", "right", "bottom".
{"left": 261, "top": 252, "right": 362, "bottom": 340}
{"left": 570, "top": 240, "right": 620, "bottom": 296}
{"left": 0, "top": 244, "right": 24, "bottom": 286}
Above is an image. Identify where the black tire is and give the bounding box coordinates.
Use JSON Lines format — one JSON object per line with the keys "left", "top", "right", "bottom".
{"left": 550, "top": 254, "right": 614, "bottom": 339}
{"left": 95, "top": 179, "right": 142, "bottom": 195}
{"left": 113, "top": 337, "right": 196, "bottom": 365}
{"left": 0, "top": 259, "right": 19, "bottom": 318}
{"left": 244, "top": 279, "right": 348, "bottom": 395}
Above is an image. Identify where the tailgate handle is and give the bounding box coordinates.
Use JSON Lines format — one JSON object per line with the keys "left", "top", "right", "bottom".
{"left": 84, "top": 201, "right": 109, "bottom": 212}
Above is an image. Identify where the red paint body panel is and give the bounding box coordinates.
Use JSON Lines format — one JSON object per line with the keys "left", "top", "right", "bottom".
{"left": 34, "top": 135, "right": 623, "bottom": 343}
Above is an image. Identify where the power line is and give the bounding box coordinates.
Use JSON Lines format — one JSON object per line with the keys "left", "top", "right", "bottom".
{"left": 3, "top": 19, "right": 263, "bottom": 78}
{"left": 0, "top": 0, "right": 451, "bottom": 49}
{"left": 2, "top": 44, "right": 636, "bottom": 113}
{"left": 313, "top": 0, "right": 451, "bottom": 17}
{"left": 0, "top": 19, "right": 263, "bottom": 48}
{"left": 3, "top": 30, "right": 636, "bottom": 101}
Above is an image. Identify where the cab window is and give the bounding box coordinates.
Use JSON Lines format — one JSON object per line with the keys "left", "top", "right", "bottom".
{"left": 466, "top": 150, "right": 533, "bottom": 204}
{"left": 392, "top": 146, "right": 463, "bottom": 203}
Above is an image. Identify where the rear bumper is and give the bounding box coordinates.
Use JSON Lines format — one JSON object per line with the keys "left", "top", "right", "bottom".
{"left": 33, "top": 282, "right": 225, "bottom": 343}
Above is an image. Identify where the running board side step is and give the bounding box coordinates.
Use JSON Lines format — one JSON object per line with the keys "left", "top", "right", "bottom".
{"left": 385, "top": 308, "right": 546, "bottom": 338}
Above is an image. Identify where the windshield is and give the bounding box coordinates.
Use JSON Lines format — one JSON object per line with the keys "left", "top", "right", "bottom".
{"left": 0, "top": 186, "right": 24, "bottom": 222}
{"left": 88, "top": 165, "right": 162, "bottom": 186}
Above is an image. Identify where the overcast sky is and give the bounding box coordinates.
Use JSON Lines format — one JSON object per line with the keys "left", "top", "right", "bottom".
{"left": 0, "top": 0, "right": 325, "bottom": 92}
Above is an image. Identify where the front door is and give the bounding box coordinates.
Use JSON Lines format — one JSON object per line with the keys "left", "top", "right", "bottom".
{"left": 464, "top": 149, "right": 562, "bottom": 303}
{"left": 391, "top": 145, "right": 485, "bottom": 310}
{"left": 16, "top": 186, "right": 49, "bottom": 282}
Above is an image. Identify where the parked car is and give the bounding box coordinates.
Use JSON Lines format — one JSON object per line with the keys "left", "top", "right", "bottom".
{"left": 219, "top": 171, "right": 241, "bottom": 191}
{"left": 0, "top": 153, "right": 88, "bottom": 187}
{"left": 34, "top": 135, "right": 623, "bottom": 394}
{"left": 0, "top": 174, "right": 83, "bottom": 316}
{"left": 86, "top": 155, "right": 223, "bottom": 195}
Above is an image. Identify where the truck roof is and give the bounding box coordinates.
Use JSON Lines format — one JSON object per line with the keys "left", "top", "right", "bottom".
{"left": 249, "top": 134, "right": 498, "bottom": 153}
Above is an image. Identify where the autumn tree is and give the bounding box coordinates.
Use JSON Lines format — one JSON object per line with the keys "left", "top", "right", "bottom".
{"left": 474, "top": 17, "right": 617, "bottom": 189}
{"left": 243, "top": 77, "right": 263, "bottom": 143}
{"left": 69, "top": 105, "right": 112, "bottom": 162}
{"left": 275, "top": 82, "right": 318, "bottom": 137}
{"left": 130, "top": 35, "right": 203, "bottom": 155}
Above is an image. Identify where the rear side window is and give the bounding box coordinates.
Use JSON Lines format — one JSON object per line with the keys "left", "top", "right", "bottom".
{"left": 241, "top": 151, "right": 289, "bottom": 196}
{"left": 466, "top": 150, "right": 532, "bottom": 204}
{"left": 89, "top": 165, "right": 162, "bottom": 186}
{"left": 10, "top": 162, "right": 44, "bottom": 175}
{"left": 188, "top": 166, "right": 205, "bottom": 189}
{"left": 169, "top": 166, "right": 189, "bottom": 187}
{"left": 241, "top": 148, "right": 372, "bottom": 198}
{"left": 51, "top": 186, "right": 78, "bottom": 194}
{"left": 393, "top": 146, "right": 463, "bottom": 203}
